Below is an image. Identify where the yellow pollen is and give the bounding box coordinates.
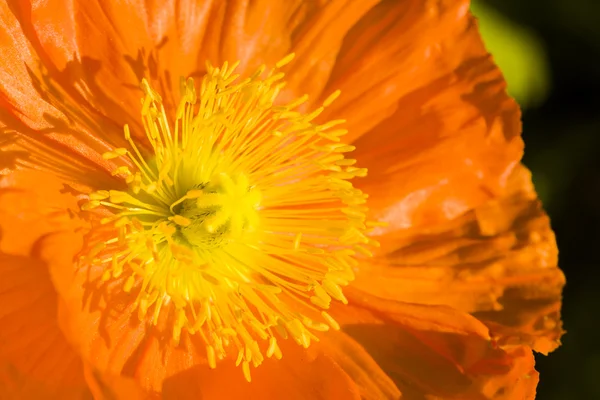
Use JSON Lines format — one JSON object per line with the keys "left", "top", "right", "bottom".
{"left": 84, "top": 54, "right": 374, "bottom": 381}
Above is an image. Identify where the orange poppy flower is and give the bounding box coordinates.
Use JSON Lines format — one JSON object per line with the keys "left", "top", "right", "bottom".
{"left": 0, "top": 0, "right": 565, "bottom": 399}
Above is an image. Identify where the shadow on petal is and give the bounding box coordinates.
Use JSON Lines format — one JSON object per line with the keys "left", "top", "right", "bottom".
{"left": 342, "top": 321, "right": 537, "bottom": 400}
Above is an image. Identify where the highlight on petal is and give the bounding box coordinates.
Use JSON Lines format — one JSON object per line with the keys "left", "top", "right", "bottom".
{"left": 338, "top": 0, "right": 564, "bottom": 360}
{"left": 331, "top": 295, "right": 538, "bottom": 399}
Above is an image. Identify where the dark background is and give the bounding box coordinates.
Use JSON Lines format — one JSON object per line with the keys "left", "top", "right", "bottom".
{"left": 472, "top": 1, "right": 600, "bottom": 398}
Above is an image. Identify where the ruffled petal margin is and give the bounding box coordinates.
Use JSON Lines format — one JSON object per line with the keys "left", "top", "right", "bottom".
{"left": 352, "top": 165, "right": 564, "bottom": 355}
{"left": 351, "top": 14, "right": 523, "bottom": 233}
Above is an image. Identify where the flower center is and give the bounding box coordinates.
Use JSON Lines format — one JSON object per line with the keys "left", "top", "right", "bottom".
{"left": 175, "top": 172, "right": 261, "bottom": 250}
{"left": 83, "top": 55, "right": 377, "bottom": 381}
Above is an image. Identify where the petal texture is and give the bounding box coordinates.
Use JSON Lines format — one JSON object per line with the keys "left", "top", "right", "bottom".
{"left": 332, "top": 296, "right": 538, "bottom": 399}
{"left": 0, "top": 0, "right": 128, "bottom": 183}
{"left": 352, "top": 165, "right": 564, "bottom": 354}
{"left": 346, "top": 2, "right": 523, "bottom": 232}
{"left": 1, "top": 0, "right": 385, "bottom": 184}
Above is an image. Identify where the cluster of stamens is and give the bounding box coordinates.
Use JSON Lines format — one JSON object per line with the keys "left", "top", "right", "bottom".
{"left": 82, "top": 54, "right": 378, "bottom": 381}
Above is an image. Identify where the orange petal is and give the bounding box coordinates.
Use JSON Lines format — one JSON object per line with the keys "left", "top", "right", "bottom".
{"left": 2, "top": 0, "right": 386, "bottom": 184}
{"left": 331, "top": 296, "right": 538, "bottom": 399}
{"left": 13, "top": 0, "right": 185, "bottom": 119}
{"left": 0, "top": 0, "right": 129, "bottom": 184}
{"left": 50, "top": 255, "right": 148, "bottom": 385}
{"left": 277, "top": 0, "right": 380, "bottom": 103}
{"left": 0, "top": 169, "right": 90, "bottom": 398}
{"left": 5, "top": 0, "right": 147, "bottom": 123}
{"left": 5, "top": 0, "right": 381, "bottom": 129}
{"left": 315, "top": 330, "right": 401, "bottom": 399}
{"left": 83, "top": 363, "right": 153, "bottom": 400}
{"left": 320, "top": 0, "right": 475, "bottom": 139}
{"left": 0, "top": 0, "right": 65, "bottom": 129}
{"left": 353, "top": 165, "right": 564, "bottom": 354}
{"left": 345, "top": 7, "right": 522, "bottom": 231}
{"left": 0, "top": 253, "right": 90, "bottom": 400}
{"left": 162, "top": 339, "right": 361, "bottom": 400}
{"left": 184, "top": 0, "right": 392, "bottom": 109}
{"left": 49, "top": 235, "right": 213, "bottom": 393}
{"left": 0, "top": 170, "right": 83, "bottom": 255}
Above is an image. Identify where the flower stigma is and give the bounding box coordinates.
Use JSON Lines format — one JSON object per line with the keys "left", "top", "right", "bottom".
{"left": 82, "top": 54, "right": 377, "bottom": 382}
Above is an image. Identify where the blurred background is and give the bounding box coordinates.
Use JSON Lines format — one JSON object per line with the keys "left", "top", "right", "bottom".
{"left": 470, "top": 0, "right": 599, "bottom": 398}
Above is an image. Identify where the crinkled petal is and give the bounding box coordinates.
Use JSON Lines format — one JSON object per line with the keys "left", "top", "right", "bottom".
{"left": 331, "top": 296, "right": 538, "bottom": 399}
{"left": 1, "top": 0, "right": 385, "bottom": 181}
{"left": 348, "top": 7, "right": 522, "bottom": 231}
{"left": 0, "top": 0, "right": 212, "bottom": 182}
{"left": 320, "top": 0, "right": 472, "bottom": 139}
{"left": 353, "top": 165, "right": 564, "bottom": 354}
{"left": 0, "top": 1, "right": 129, "bottom": 183}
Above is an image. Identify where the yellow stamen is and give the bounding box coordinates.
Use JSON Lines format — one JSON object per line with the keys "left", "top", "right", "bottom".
{"left": 83, "top": 55, "right": 375, "bottom": 379}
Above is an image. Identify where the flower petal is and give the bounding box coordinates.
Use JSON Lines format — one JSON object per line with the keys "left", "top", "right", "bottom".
{"left": 12, "top": 0, "right": 201, "bottom": 117}
{"left": 49, "top": 239, "right": 214, "bottom": 393}
{"left": 320, "top": 0, "right": 474, "bottom": 139}
{"left": 162, "top": 340, "right": 361, "bottom": 400}
{"left": 345, "top": 5, "right": 522, "bottom": 231}
{"left": 0, "top": 171, "right": 90, "bottom": 399}
{"left": 0, "top": 1, "right": 129, "bottom": 185}
{"left": 315, "top": 330, "right": 401, "bottom": 399}
{"left": 276, "top": 0, "right": 380, "bottom": 103}
{"left": 353, "top": 165, "right": 564, "bottom": 354}
{"left": 186, "top": 0, "right": 386, "bottom": 106}
{"left": 331, "top": 297, "right": 538, "bottom": 399}
{"left": 0, "top": 253, "right": 90, "bottom": 400}
{"left": 83, "top": 364, "right": 152, "bottom": 400}
{"left": 50, "top": 257, "right": 150, "bottom": 387}
{"left": 1, "top": 0, "right": 386, "bottom": 183}
{"left": 0, "top": 170, "right": 83, "bottom": 254}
